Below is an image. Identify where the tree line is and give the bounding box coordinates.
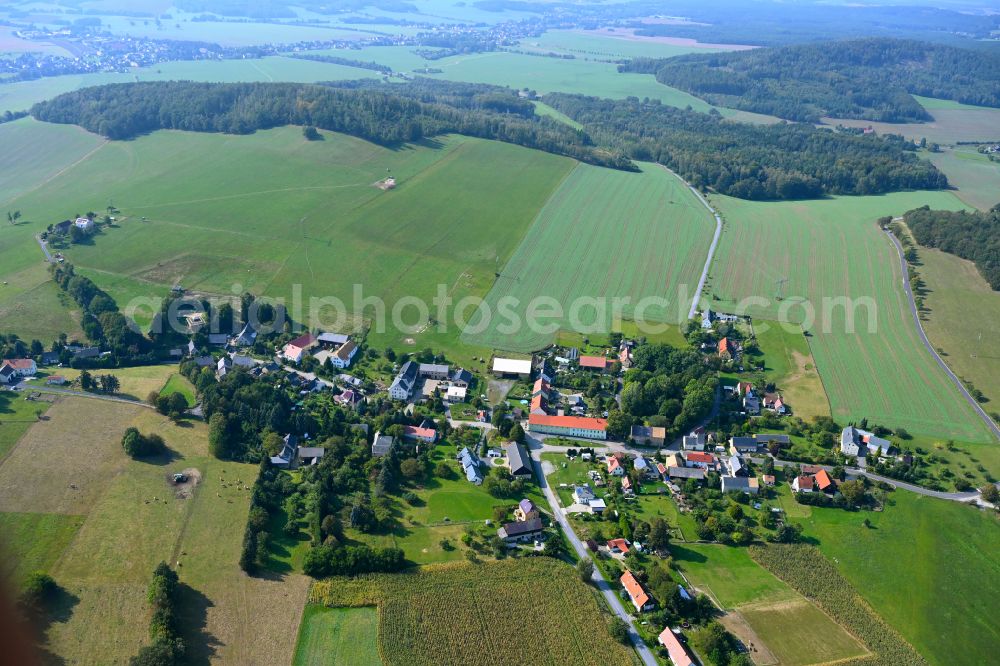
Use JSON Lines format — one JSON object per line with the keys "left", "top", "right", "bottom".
{"left": 621, "top": 38, "right": 1000, "bottom": 123}
{"left": 30, "top": 80, "right": 634, "bottom": 171}
{"left": 130, "top": 562, "right": 184, "bottom": 666}
{"left": 904, "top": 204, "right": 1000, "bottom": 290}
{"left": 543, "top": 93, "right": 947, "bottom": 199}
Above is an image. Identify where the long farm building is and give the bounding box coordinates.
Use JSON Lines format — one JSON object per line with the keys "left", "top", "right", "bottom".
{"left": 528, "top": 414, "right": 608, "bottom": 440}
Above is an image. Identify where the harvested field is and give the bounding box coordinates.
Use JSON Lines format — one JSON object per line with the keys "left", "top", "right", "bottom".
{"left": 738, "top": 598, "right": 869, "bottom": 666}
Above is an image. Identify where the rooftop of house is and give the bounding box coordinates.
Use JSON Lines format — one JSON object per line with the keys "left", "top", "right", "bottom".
{"left": 579, "top": 355, "right": 607, "bottom": 369}
{"left": 620, "top": 570, "right": 651, "bottom": 607}
{"left": 528, "top": 414, "right": 607, "bottom": 430}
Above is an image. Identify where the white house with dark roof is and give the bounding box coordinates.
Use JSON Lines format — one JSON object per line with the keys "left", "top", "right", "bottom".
{"left": 841, "top": 426, "right": 894, "bottom": 459}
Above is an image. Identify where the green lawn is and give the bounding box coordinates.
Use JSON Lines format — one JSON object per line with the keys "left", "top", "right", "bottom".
{"left": 670, "top": 542, "right": 797, "bottom": 609}
{"left": 707, "top": 190, "right": 992, "bottom": 442}
{"left": 464, "top": 161, "right": 717, "bottom": 351}
{"left": 796, "top": 492, "right": 1000, "bottom": 666}
{"left": 448, "top": 402, "right": 478, "bottom": 421}
{"left": 2, "top": 122, "right": 574, "bottom": 366}
{"left": 292, "top": 605, "right": 381, "bottom": 666}
{"left": 160, "top": 373, "right": 196, "bottom": 407}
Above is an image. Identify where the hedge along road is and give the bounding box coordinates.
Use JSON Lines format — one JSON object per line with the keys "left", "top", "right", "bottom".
{"left": 885, "top": 220, "right": 1000, "bottom": 442}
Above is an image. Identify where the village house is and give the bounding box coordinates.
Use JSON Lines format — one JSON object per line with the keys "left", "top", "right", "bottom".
{"left": 631, "top": 425, "right": 666, "bottom": 447}
{"left": 269, "top": 434, "right": 299, "bottom": 469}
{"left": 328, "top": 340, "right": 358, "bottom": 369}
{"left": 621, "top": 476, "right": 635, "bottom": 497}
{"left": 492, "top": 357, "right": 532, "bottom": 379}
{"left": 504, "top": 442, "right": 532, "bottom": 479}
{"left": 619, "top": 344, "right": 632, "bottom": 369}
{"left": 528, "top": 414, "right": 607, "bottom": 440}
{"left": 657, "top": 628, "right": 695, "bottom": 666}
{"left": 684, "top": 451, "right": 715, "bottom": 469}
{"left": 418, "top": 363, "right": 451, "bottom": 380}
{"left": 46, "top": 375, "right": 66, "bottom": 386}
{"left": 497, "top": 517, "right": 544, "bottom": 544}
{"left": 449, "top": 367, "right": 473, "bottom": 387}
{"left": 458, "top": 447, "right": 483, "bottom": 485}
{"left": 403, "top": 425, "right": 437, "bottom": 444}
{"left": 763, "top": 392, "right": 787, "bottom": 414}
{"left": 0, "top": 358, "right": 36, "bottom": 380}
{"left": 620, "top": 570, "right": 656, "bottom": 613}
{"left": 794, "top": 468, "right": 836, "bottom": 494}
{"left": 606, "top": 538, "right": 631, "bottom": 557}
{"left": 233, "top": 321, "right": 257, "bottom": 347}
{"left": 668, "top": 466, "right": 706, "bottom": 482}
{"left": 445, "top": 385, "right": 467, "bottom": 403}
{"left": 792, "top": 475, "right": 814, "bottom": 493}
{"left": 578, "top": 355, "right": 608, "bottom": 372}
{"left": 729, "top": 436, "right": 759, "bottom": 456}
{"left": 282, "top": 333, "right": 317, "bottom": 363}
{"left": 682, "top": 430, "right": 707, "bottom": 451}
{"left": 371, "top": 431, "right": 395, "bottom": 457}
{"left": 389, "top": 361, "right": 419, "bottom": 400}
{"left": 721, "top": 475, "right": 759, "bottom": 494}
{"left": 841, "top": 426, "right": 895, "bottom": 459}
{"left": 74, "top": 216, "right": 95, "bottom": 231}
{"left": 514, "top": 498, "right": 539, "bottom": 522}
{"left": 607, "top": 455, "right": 625, "bottom": 476}
{"left": 718, "top": 337, "right": 737, "bottom": 360}
{"left": 333, "top": 389, "right": 363, "bottom": 411}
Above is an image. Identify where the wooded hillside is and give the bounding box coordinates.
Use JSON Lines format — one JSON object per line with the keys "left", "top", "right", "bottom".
{"left": 905, "top": 204, "right": 1000, "bottom": 290}
{"left": 622, "top": 38, "right": 1000, "bottom": 123}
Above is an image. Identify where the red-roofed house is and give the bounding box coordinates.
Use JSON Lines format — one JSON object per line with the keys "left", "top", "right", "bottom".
{"left": 620, "top": 570, "right": 655, "bottom": 612}
{"left": 657, "top": 628, "right": 695, "bottom": 666}
{"left": 579, "top": 355, "right": 608, "bottom": 372}
{"left": 402, "top": 425, "right": 437, "bottom": 444}
{"left": 530, "top": 392, "right": 547, "bottom": 416}
{"left": 282, "top": 333, "right": 317, "bottom": 363}
{"left": 814, "top": 468, "right": 835, "bottom": 493}
{"left": 607, "top": 456, "right": 624, "bottom": 476}
{"left": 685, "top": 451, "right": 715, "bottom": 469}
{"left": 718, "top": 337, "right": 733, "bottom": 359}
{"left": 528, "top": 414, "right": 607, "bottom": 440}
{"left": 656, "top": 462, "right": 668, "bottom": 479}
{"left": 621, "top": 476, "right": 634, "bottom": 495}
{"left": 792, "top": 475, "right": 814, "bottom": 493}
{"left": 619, "top": 346, "right": 632, "bottom": 369}
{"left": 2, "top": 358, "right": 37, "bottom": 378}
{"left": 532, "top": 377, "right": 550, "bottom": 398}
{"left": 607, "top": 538, "right": 631, "bottom": 556}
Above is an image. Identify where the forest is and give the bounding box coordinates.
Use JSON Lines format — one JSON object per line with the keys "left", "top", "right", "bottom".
{"left": 30, "top": 81, "right": 634, "bottom": 171}
{"left": 904, "top": 204, "right": 1000, "bottom": 291}
{"left": 621, "top": 38, "right": 1000, "bottom": 122}
{"left": 543, "top": 94, "right": 947, "bottom": 199}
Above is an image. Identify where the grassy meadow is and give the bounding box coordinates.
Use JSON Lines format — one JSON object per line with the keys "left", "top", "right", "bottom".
{"left": 464, "top": 162, "right": 716, "bottom": 351}
{"left": 706, "top": 190, "right": 992, "bottom": 441}
{"left": 1, "top": 120, "right": 575, "bottom": 365}
{"left": 927, "top": 146, "right": 1000, "bottom": 211}
{"left": 0, "top": 397, "right": 310, "bottom": 665}
{"left": 309, "top": 558, "right": 635, "bottom": 666}
{"left": 795, "top": 492, "right": 1000, "bottom": 666}
{"left": 911, "top": 240, "right": 1000, "bottom": 409}
{"left": 744, "top": 321, "right": 830, "bottom": 419}
{"left": 823, "top": 96, "right": 1000, "bottom": 145}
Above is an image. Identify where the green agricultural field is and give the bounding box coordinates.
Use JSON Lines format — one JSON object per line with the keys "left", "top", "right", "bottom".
{"left": 293, "top": 605, "right": 382, "bottom": 666}
{"left": 928, "top": 146, "right": 1000, "bottom": 211}
{"left": 706, "top": 190, "right": 992, "bottom": 441}
{"left": 0, "top": 390, "right": 52, "bottom": 463}
{"left": 670, "top": 543, "right": 797, "bottom": 609}
{"left": 464, "top": 162, "right": 716, "bottom": 352}
{"left": 795, "top": 492, "right": 1000, "bottom": 666}
{"left": 2, "top": 123, "right": 574, "bottom": 366}
{"left": 160, "top": 373, "right": 196, "bottom": 407}
{"left": 0, "top": 397, "right": 311, "bottom": 665}
{"left": 310, "top": 558, "right": 635, "bottom": 665}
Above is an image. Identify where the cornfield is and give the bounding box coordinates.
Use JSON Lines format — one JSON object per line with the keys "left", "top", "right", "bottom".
{"left": 748, "top": 544, "right": 927, "bottom": 666}
{"left": 310, "top": 559, "right": 637, "bottom": 665}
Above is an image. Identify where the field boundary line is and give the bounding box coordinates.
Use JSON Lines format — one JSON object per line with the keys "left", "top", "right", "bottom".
{"left": 885, "top": 222, "right": 1000, "bottom": 442}
{"left": 1, "top": 135, "right": 108, "bottom": 208}
{"left": 655, "top": 165, "right": 722, "bottom": 320}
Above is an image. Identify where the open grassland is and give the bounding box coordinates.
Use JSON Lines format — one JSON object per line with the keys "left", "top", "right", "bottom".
{"left": 464, "top": 162, "right": 716, "bottom": 352}
{"left": 0, "top": 397, "right": 310, "bottom": 665}
{"left": 823, "top": 96, "right": 1000, "bottom": 144}
{"left": 161, "top": 373, "right": 196, "bottom": 406}
{"left": 738, "top": 598, "right": 868, "bottom": 666}
{"left": 912, "top": 241, "right": 1000, "bottom": 409}
{"left": 309, "top": 558, "right": 636, "bottom": 666}
{"left": 927, "top": 147, "right": 1000, "bottom": 211}
{"left": 0, "top": 389, "right": 54, "bottom": 462}
{"left": 791, "top": 493, "right": 1000, "bottom": 666}
{"left": 3, "top": 123, "right": 574, "bottom": 366}
{"left": 293, "top": 605, "right": 382, "bottom": 666}
{"left": 749, "top": 321, "right": 830, "bottom": 419}
{"left": 707, "top": 190, "right": 991, "bottom": 441}
{"left": 28, "top": 364, "right": 181, "bottom": 403}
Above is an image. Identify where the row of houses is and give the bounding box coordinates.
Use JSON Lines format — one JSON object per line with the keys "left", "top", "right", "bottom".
{"left": 281, "top": 332, "right": 358, "bottom": 368}
{"left": 527, "top": 413, "right": 608, "bottom": 440}
{"left": 388, "top": 361, "right": 472, "bottom": 401}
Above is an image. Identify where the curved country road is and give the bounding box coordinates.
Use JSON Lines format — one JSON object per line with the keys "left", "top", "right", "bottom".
{"left": 884, "top": 224, "right": 1000, "bottom": 442}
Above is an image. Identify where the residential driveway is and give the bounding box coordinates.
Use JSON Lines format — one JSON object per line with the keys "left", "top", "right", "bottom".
{"left": 528, "top": 440, "right": 658, "bottom": 666}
